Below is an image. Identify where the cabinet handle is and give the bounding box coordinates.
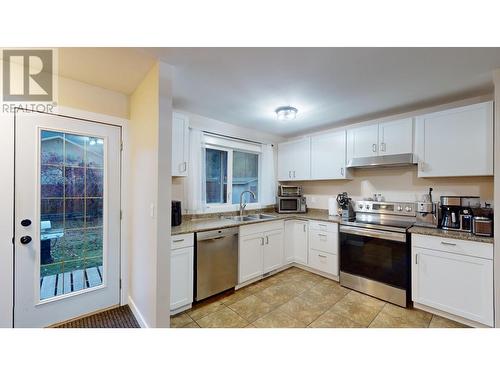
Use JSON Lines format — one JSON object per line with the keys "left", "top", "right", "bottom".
{"left": 182, "top": 161, "right": 187, "bottom": 172}
{"left": 441, "top": 241, "right": 457, "bottom": 246}
{"left": 173, "top": 239, "right": 185, "bottom": 243}
{"left": 418, "top": 161, "right": 424, "bottom": 172}
{"left": 318, "top": 254, "right": 327, "bottom": 258}
{"left": 303, "top": 224, "right": 306, "bottom": 232}
{"left": 380, "top": 142, "right": 386, "bottom": 152}
{"left": 261, "top": 237, "right": 265, "bottom": 246}
{"left": 266, "top": 236, "right": 269, "bottom": 245}
{"left": 289, "top": 171, "right": 291, "bottom": 178}
{"left": 293, "top": 171, "right": 296, "bottom": 178}
{"left": 372, "top": 143, "right": 377, "bottom": 153}
{"left": 415, "top": 253, "right": 418, "bottom": 264}
{"left": 340, "top": 167, "right": 344, "bottom": 176}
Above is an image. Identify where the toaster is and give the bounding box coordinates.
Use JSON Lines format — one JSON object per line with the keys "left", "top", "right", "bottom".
{"left": 472, "top": 216, "right": 493, "bottom": 237}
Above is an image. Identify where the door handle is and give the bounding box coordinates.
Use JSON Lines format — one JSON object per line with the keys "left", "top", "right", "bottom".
{"left": 20, "top": 236, "right": 32, "bottom": 245}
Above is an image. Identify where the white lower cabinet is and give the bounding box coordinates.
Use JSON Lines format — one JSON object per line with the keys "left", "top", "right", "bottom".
{"left": 170, "top": 234, "right": 194, "bottom": 313}
{"left": 284, "top": 220, "right": 308, "bottom": 265}
{"left": 307, "top": 221, "right": 339, "bottom": 277}
{"left": 238, "top": 221, "right": 284, "bottom": 284}
{"left": 411, "top": 234, "right": 494, "bottom": 327}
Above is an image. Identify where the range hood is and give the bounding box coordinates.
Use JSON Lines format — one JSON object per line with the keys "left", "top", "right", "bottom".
{"left": 347, "top": 153, "right": 417, "bottom": 168}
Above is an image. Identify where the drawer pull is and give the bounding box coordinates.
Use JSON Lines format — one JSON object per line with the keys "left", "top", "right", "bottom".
{"left": 173, "top": 239, "right": 185, "bottom": 243}
{"left": 318, "top": 254, "right": 327, "bottom": 258}
{"left": 441, "top": 241, "right": 457, "bottom": 246}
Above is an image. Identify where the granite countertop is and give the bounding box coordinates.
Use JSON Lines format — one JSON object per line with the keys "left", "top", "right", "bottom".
{"left": 171, "top": 209, "right": 342, "bottom": 235}
{"left": 408, "top": 226, "right": 494, "bottom": 244}
{"left": 172, "top": 210, "right": 494, "bottom": 244}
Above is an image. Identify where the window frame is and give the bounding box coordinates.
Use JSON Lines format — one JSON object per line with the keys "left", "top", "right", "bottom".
{"left": 204, "top": 141, "right": 262, "bottom": 213}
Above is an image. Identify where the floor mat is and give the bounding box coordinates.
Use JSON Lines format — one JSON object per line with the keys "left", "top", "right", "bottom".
{"left": 54, "top": 305, "right": 140, "bottom": 328}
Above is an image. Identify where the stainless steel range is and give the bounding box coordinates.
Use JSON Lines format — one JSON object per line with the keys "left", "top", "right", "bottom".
{"left": 339, "top": 200, "right": 416, "bottom": 307}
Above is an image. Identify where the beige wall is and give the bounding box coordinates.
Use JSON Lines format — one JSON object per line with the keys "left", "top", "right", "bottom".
{"left": 301, "top": 166, "right": 493, "bottom": 209}
{"left": 58, "top": 76, "right": 129, "bottom": 119}
{"left": 127, "top": 62, "right": 160, "bottom": 327}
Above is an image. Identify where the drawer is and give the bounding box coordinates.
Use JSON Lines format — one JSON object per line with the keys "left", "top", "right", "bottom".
{"left": 171, "top": 233, "right": 194, "bottom": 250}
{"left": 239, "top": 220, "right": 284, "bottom": 237}
{"left": 412, "top": 234, "right": 493, "bottom": 260}
{"left": 309, "top": 220, "right": 338, "bottom": 233}
{"left": 309, "top": 229, "right": 338, "bottom": 255}
{"left": 308, "top": 249, "right": 338, "bottom": 276}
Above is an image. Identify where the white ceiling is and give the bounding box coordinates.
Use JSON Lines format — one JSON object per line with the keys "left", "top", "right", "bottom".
{"left": 151, "top": 48, "right": 500, "bottom": 136}
{"left": 57, "top": 48, "right": 500, "bottom": 137}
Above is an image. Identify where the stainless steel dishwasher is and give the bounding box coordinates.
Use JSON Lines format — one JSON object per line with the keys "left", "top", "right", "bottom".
{"left": 195, "top": 227, "right": 238, "bottom": 301}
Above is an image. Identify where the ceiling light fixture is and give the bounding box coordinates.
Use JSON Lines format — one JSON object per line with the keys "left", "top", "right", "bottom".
{"left": 275, "top": 106, "right": 298, "bottom": 121}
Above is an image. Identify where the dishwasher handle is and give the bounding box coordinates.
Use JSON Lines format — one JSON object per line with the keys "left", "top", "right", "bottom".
{"left": 197, "top": 227, "right": 239, "bottom": 241}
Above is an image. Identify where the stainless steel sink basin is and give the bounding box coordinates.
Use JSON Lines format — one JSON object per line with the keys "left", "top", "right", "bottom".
{"left": 224, "top": 213, "right": 277, "bottom": 222}
{"left": 247, "top": 214, "right": 276, "bottom": 220}
{"left": 224, "top": 215, "right": 258, "bottom": 222}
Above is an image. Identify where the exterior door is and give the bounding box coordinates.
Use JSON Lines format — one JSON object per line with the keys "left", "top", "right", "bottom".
{"left": 14, "top": 110, "right": 121, "bottom": 327}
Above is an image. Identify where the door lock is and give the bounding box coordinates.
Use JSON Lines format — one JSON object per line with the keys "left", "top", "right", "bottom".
{"left": 21, "top": 219, "right": 32, "bottom": 227}
{"left": 20, "top": 236, "right": 32, "bottom": 245}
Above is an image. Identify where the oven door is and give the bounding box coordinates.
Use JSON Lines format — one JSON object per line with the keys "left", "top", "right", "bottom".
{"left": 339, "top": 226, "right": 409, "bottom": 289}
{"left": 278, "top": 197, "right": 299, "bottom": 212}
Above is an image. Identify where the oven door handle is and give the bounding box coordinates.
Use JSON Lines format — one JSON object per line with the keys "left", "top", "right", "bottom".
{"left": 340, "top": 226, "right": 406, "bottom": 243}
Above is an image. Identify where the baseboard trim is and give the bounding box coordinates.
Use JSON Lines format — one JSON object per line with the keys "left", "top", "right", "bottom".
{"left": 413, "top": 302, "right": 491, "bottom": 328}
{"left": 128, "top": 296, "right": 149, "bottom": 328}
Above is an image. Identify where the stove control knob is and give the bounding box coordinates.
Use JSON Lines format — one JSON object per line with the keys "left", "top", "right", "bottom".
{"left": 405, "top": 206, "right": 412, "bottom": 212}
{"left": 365, "top": 204, "right": 370, "bottom": 210}
{"left": 397, "top": 205, "right": 403, "bottom": 211}
{"left": 358, "top": 204, "right": 364, "bottom": 209}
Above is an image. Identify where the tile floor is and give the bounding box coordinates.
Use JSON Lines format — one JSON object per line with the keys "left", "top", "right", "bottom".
{"left": 171, "top": 267, "right": 468, "bottom": 328}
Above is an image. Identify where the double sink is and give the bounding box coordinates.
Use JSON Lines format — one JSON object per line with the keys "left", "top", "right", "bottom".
{"left": 224, "top": 213, "right": 277, "bottom": 222}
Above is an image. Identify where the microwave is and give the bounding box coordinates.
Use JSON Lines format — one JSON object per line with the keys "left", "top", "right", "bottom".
{"left": 278, "top": 185, "right": 303, "bottom": 197}
{"left": 276, "top": 196, "right": 307, "bottom": 213}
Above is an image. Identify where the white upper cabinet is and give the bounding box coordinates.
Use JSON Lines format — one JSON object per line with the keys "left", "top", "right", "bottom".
{"left": 277, "top": 138, "right": 311, "bottom": 181}
{"left": 415, "top": 101, "right": 493, "bottom": 177}
{"left": 172, "top": 113, "right": 190, "bottom": 177}
{"left": 378, "top": 118, "right": 413, "bottom": 156}
{"left": 347, "top": 118, "right": 414, "bottom": 162}
{"left": 310, "top": 130, "right": 350, "bottom": 180}
{"left": 348, "top": 123, "right": 379, "bottom": 158}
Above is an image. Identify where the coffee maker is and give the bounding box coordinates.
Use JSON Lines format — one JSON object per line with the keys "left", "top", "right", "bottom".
{"left": 440, "top": 196, "right": 480, "bottom": 232}
{"left": 336, "top": 192, "right": 355, "bottom": 220}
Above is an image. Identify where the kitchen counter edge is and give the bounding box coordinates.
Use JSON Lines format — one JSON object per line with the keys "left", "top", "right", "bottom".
{"left": 408, "top": 226, "right": 494, "bottom": 244}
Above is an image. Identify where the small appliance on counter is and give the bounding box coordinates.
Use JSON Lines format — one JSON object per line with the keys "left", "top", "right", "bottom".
{"left": 328, "top": 197, "right": 339, "bottom": 216}
{"left": 439, "top": 196, "right": 480, "bottom": 232}
{"left": 336, "top": 192, "right": 355, "bottom": 220}
{"left": 276, "top": 185, "right": 307, "bottom": 213}
{"left": 415, "top": 188, "right": 438, "bottom": 228}
{"left": 172, "top": 200, "right": 182, "bottom": 227}
{"left": 472, "top": 216, "right": 493, "bottom": 237}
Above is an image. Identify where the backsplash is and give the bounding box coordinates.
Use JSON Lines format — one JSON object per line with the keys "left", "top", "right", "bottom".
{"left": 300, "top": 166, "right": 493, "bottom": 209}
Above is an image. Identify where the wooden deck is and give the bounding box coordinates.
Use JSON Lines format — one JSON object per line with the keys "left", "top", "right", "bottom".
{"left": 40, "top": 266, "right": 103, "bottom": 300}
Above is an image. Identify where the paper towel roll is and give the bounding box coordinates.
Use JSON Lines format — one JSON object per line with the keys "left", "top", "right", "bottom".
{"left": 328, "top": 197, "right": 339, "bottom": 216}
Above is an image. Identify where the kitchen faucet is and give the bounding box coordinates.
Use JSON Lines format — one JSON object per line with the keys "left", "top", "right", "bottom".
{"left": 239, "top": 190, "right": 256, "bottom": 217}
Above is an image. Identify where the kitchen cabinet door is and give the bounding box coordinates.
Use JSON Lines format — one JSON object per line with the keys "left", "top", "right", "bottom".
{"left": 415, "top": 101, "right": 493, "bottom": 177}
{"left": 277, "top": 138, "right": 311, "bottom": 181}
{"left": 379, "top": 118, "right": 413, "bottom": 156}
{"left": 284, "top": 220, "right": 308, "bottom": 265}
{"left": 277, "top": 141, "right": 295, "bottom": 181}
{"left": 348, "top": 123, "right": 379, "bottom": 159}
{"left": 170, "top": 246, "right": 194, "bottom": 311}
{"left": 412, "top": 246, "right": 493, "bottom": 326}
{"left": 310, "top": 131, "right": 348, "bottom": 180}
{"left": 171, "top": 113, "right": 190, "bottom": 176}
{"left": 238, "top": 233, "right": 264, "bottom": 283}
{"left": 263, "top": 229, "right": 284, "bottom": 273}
